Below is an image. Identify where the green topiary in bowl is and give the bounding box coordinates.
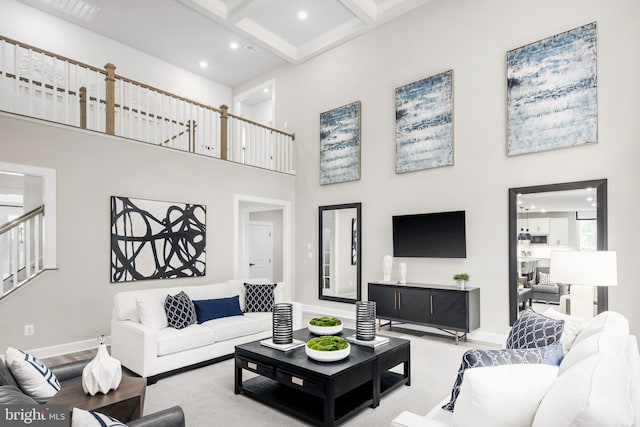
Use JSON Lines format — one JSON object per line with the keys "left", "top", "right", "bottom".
{"left": 306, "top": 336, "right": 349, "bottom": 351}
{"left": 309, "top": 317, "right": 342, "bottom": 327}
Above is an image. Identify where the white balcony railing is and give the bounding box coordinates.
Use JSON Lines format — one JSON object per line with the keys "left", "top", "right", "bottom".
{"left": 0, "top": 205, "right": 45, "bottom": 301}
{"left": 0, "top": 36, "right": 296, "bottom": 174}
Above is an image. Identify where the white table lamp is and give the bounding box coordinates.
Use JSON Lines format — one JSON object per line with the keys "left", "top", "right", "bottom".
{"left": 549, "top": 251, "right": 617, "bottom": 319}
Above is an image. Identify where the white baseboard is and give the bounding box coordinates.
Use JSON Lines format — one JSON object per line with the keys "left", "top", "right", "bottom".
{"left": 27, "top": 336, "right": 111, "bottom": 359}
{"left": 466, "top": 330, "right": 507, "bottom": 346}
{"left": 301, "top": 304, "right": 506, "bottom": 347}
{"left": 302, "top": 304, "right": 356, "bottom": 320}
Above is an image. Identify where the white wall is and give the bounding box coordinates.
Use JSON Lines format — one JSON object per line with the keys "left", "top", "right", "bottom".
{"left": 0, "top": 113, "right": 294, "bottom": 351}
{"left": 0, "top": 0, "right": 231, "bottom": 107}
{"left": 237, "top": 0, "right": 640, "bottom": 336}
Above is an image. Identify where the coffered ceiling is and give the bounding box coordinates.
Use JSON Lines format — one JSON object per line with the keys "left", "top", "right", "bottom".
{"left": 17, "top": 0, "right": 430, "bottom": 87}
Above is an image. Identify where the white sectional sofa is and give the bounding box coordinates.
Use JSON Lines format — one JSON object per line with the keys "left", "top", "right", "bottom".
{"left": 111, "top": 279, "right": 301, "bottom": 383}
{"left": 392, "top": 310, "right": 640, "bottom": 427}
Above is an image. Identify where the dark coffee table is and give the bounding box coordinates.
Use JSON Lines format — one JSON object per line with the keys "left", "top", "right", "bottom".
{"left": 235, "top": 328, "right": 410, "bottom": 427}
{"left": 48, "top": 376, "right": 146, "bottom": 423}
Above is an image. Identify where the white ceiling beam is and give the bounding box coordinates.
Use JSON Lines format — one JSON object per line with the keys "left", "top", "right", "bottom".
{"left": 297, "top": 18, "right": 365, "bottom": 62}
{"left": 340, "top": 0, "right": 377, "bottom": 23}
{"left": 235, "top": 18, "right": 299, "bottom": 62}
{"left": 178, "top": 0, "right": 228, "bottom": 20}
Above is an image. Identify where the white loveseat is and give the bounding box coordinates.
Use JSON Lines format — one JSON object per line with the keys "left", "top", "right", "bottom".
{"left": 392, "top": 310, "right": 640, "bottom": 427}
{"left": 111, "top": 279, "right": 301, "bottom": 382}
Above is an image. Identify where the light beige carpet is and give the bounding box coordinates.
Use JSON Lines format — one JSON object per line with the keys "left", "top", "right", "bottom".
{"left": 143, "top": 330, "right": 494, "bottom": 426}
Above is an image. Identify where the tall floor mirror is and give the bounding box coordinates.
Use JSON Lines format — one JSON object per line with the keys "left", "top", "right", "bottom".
{"left": 319, "top": 203, "right": 361, "bottom": 303}
{"left": 508, "top": 179, "right": 608, "bottom": 324}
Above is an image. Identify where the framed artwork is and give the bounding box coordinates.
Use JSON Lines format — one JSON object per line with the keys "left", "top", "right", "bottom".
{"left": 319, "top": 101, "right": 361, "bottom": 185}
{"left": 507, "top": 22, "right": 597, "bottom": 156}
{"left": 110, "top": 196, "right": 206, "bottom": 282}
{"left": 395, "top": 70, "right": 454, "bottom": 173}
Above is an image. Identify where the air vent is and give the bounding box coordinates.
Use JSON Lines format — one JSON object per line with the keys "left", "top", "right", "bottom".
{"left": 244, "top": 44, "right": 261, "bottom": 54}
{"left": 52, "top": 0, "right": 100, "bottom": 22}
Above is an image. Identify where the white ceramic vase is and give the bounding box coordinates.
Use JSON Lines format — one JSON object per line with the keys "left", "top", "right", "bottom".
{"left": 82, "top": 335, "right": 122, "bottom": 396}
{"left": 399, "top": 263, "right": 407, "bottom": 284}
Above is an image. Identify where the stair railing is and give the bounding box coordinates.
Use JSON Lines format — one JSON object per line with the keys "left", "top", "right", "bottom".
{"left": 0, "top": 205, "right": 45, "bottom": 301}
{"left": 0, "top": 35, "right": 296, "bottom": 174}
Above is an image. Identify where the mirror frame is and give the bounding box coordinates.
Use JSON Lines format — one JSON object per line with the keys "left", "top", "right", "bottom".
{"left": 508, "top": 179, "right": 608, "bottom": 325}
{"left": 318, "top": 202, "right": 362, "bottom": 304}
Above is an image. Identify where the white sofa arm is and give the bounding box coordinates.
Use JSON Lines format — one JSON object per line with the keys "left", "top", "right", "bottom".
{"left": 391, "top": 411, "right": 450, "bottom": 427}
{"left": 110, "top": 319, "right": 158, "bottom": 378}
{"left": 282, "top": 301, "right": 302, "bottom": 330}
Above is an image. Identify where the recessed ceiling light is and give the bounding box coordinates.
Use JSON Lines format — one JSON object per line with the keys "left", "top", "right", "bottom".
{"left": 517, "top": 200, "right": 523, "bottom": 205}
{"left": 263, "top": 88, "right": 269, "bottom": 93}
{"left": 591, "top": 202, "right": 597, "bottom": 207}
{"left": 541, "top": 209, "right": 546, "bottom": 213}
{"left": 298, "top": 10, "right": 308, "bottom": 20}
{"left": 530, "top": 205, "right": 536, "bottom": 209}
{"left": 230, "top": 41, "right": 239, "bottom": 50}
{"left": 199, "top": 61, "right": 208, "bottom": 69}
{"left": 586, "top": 197, "right": 594, "bottom": 202}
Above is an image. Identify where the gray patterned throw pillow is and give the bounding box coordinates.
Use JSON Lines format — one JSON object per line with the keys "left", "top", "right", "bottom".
{"left": 164, "top": 291, "right": 196, "bottom": 329}
{"left": 244, "top": 283, "right": 277, "bottom": 312}
{"left": 505, "top": 309, "right": 564, "bottom": 349}
{"left": 442, "top": 342, "right": 563, "bottom": 412}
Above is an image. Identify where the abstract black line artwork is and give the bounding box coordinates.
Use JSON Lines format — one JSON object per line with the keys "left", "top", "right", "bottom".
{"left": 110, "top": 196, "right": 206, "bottom": 283}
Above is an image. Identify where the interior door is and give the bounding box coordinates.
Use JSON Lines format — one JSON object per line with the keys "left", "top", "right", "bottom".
{"left": 248, "top": 221, "right": 273, "bottom": 280}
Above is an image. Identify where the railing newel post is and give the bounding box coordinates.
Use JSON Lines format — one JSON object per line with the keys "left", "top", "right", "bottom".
{"left": 220, "top": 104, "right": 228, "bottom": 160}
{"left": 79, "top": 86, "right": 87, "bottom": 129}
{"left": 104, "top": 63, "right": 116, "bottom": 134}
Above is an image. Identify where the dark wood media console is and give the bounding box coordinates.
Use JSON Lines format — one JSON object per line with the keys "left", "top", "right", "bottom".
{"left": 368, "top": 282, "right": 480, "bottom": 344}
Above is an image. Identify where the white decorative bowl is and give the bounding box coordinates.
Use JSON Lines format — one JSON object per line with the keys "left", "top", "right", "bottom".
{"left": 305, "top": 343, "right": 350, "bottom": 362}
{"left": 308, "top": 323, "right": 343, "bottom": 335}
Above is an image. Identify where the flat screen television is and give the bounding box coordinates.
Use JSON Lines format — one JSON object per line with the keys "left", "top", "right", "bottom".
{"left": 392, "top": 211, "right": 466, "bottom": 258}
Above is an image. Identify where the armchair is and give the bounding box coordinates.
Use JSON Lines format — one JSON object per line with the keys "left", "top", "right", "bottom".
{"left": 1, "top": 357, "right": 185, "bottom": 427}
{"left": 528, "top": 266, "right": 569, "bottom": 304}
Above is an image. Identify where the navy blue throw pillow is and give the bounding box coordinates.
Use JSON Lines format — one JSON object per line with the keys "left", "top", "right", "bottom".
{"left": 193, "top": 296, "right": 244, "bottom": 323}
{"left": 506, "top": 309, "right": 564, "bottom": 349}
{"left": 164, "top": 291, "right": 197, "bottom": 329}
{"left": 442, "top": 342, "right": 564, "bottom": 412}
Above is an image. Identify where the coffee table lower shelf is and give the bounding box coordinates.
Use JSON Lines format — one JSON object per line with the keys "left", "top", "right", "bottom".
{"left": 239, "top": 371, "right": 406, "bottom": 426}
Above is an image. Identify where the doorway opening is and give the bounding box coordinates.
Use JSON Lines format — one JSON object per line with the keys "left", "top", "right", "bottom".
{"left": 234, "top": 194, "right": 291, "bottom": 300}
{"left": 233, "top": 79, "right": 275, "bottom": 127}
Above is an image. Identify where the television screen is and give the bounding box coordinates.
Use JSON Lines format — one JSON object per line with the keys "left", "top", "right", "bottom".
{"left": 392, "top": 211, "right": 466, "bottom": 258}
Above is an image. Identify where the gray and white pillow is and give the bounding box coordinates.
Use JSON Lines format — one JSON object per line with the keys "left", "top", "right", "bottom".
{"left": 244, "top": 283, "right": 277, "bottom": 312}
{"left": 442, "top": 342, "right": 563, "bottom": 412}
{"left": 164, "top": 291, "right": 196, "bottom": 329}
{"left": 4, "top": 347, "right": 61, "bottom": 403}
{"left": 539, "top": 272, "right": 551, "bottom": 285}
{"left": 506, "top": 309, "right": 564, "bottom": 349}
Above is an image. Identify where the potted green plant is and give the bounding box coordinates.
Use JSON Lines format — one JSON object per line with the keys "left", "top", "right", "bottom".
{"left": 305, "top": 336, "right": 351, "bottom": 362}
{"left": 453, "top": 273, "right": 470, "bottom": 289}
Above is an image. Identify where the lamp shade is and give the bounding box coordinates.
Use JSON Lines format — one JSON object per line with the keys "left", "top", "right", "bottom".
{"left": 549, "top": 251, "right": 617, "bottom": 286}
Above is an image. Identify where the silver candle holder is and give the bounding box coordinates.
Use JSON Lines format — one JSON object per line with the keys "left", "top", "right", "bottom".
{"left": 356, "top": 301, "right": 376, "bottom": 341}
{"left": 272, "top": 303, "right": 293, "bottom": 344}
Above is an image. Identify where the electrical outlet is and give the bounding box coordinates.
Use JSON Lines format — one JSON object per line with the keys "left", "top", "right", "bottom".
{"left": 24, "top": 325, "right": 34, "bottom": 336}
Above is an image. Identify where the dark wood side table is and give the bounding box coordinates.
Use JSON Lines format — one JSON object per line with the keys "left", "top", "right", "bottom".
{"left": 48, "top": 376, "right": 146, "bottom": 423}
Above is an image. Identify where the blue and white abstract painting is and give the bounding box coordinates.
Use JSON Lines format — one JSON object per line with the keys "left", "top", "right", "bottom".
{"left": 507, "top": 22, "right": 597, "bottom": 156}
{"left": 396, "top": 70, "right": 453, "bottom": 174}
{"left": 320, "top": 101, "right": 361, "bottom": 185}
